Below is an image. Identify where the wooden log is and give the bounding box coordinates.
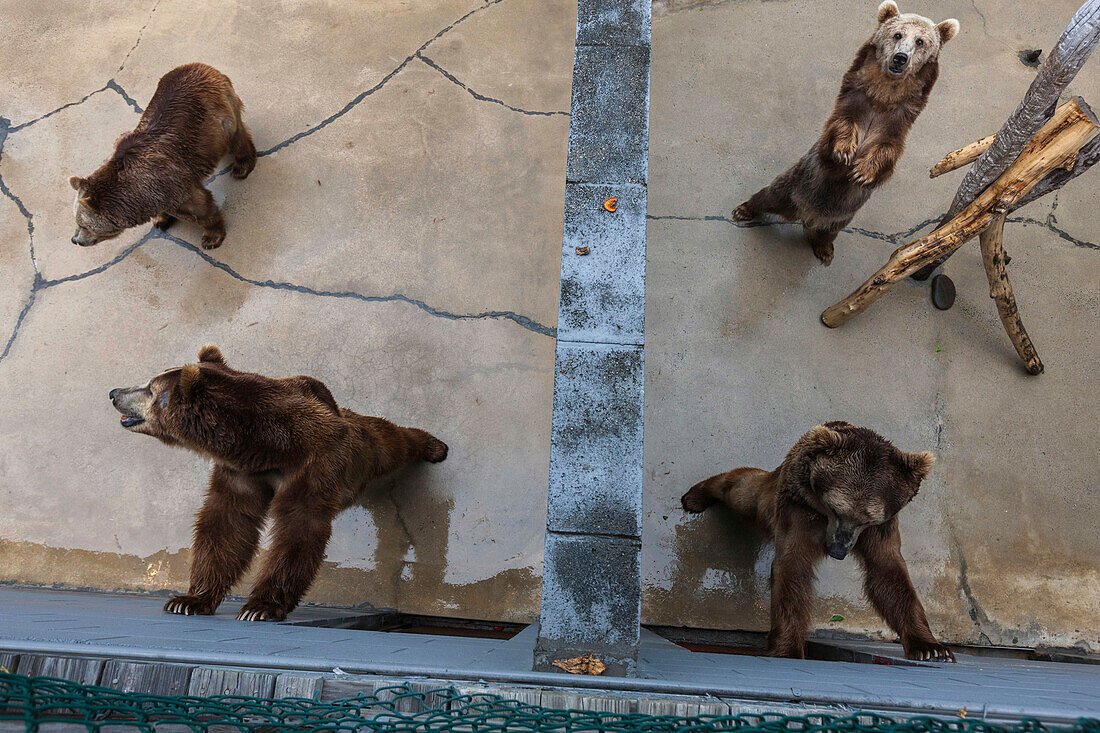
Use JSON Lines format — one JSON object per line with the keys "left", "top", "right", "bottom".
{"left": 1013, "top": 134, "right": 1100, "bottom": 210}
{"left": 930, "top": 134, "right": 996, "bottom": 178}
{"left": 979, "top": 215, "right": 1044, "bottom": 374}
{"left": 822, "top": 97, "right": 1099, "bottom": 328}
{"left": 912, "top": 0, "right": 1100, "bottom": 278}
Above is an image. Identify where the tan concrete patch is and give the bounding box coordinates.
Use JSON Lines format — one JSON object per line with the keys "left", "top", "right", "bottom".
{"left": 113, "top": 0, "right": 489, "bottom": 150}
{"left": 0, "top": 1, "right": 153, "bottom": 126}
{"left": 0, "top": 194, "right": 35, "bottom": 353}
{"left": 422, "top": 0, "right": 576, "bottom": 114}
{"left": 0, "top": 92, "right": 146, "bottom": 282}
{"left": 0, "top": 237, "right": 552, "bottom": 619}
{"left": 645, "top": 0, "right": 1100, "bottom": 647}
{"left": 193, "top": 61, "right": 567, "bottom": 327}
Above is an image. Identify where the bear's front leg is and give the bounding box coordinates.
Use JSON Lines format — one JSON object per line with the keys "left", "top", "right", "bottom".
{"left": 165, "top": 466, "right": 271, "bottom": 617}
{"left": 767, "top": 517, "right": 826, "bottom": 658}
{"left": 823, "top": 117, "right": 860, "bottom": 166}
{"left": 237, "top": 474, "right": 339, "bottom": 622}
{"left": 850, "top": 143, "right": 900, "bottom": 187}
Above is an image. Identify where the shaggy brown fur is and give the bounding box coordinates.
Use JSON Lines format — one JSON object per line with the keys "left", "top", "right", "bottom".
{"left": 69, "top": 63, "right": 256, "bottom": 249}
{"left": 681, "top": 421, "right": 954, "bottom": 662}
{"left": 110, "top": 346, "right": 448, "bottom": 622}
{"left": 733, "top": 2, "right": 959, "bottom": 265}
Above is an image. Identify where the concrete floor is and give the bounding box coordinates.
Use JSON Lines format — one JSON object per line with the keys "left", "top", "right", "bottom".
{"left": 0, "top": 0, "right": 575, "bottom": 621}
{"left": 3, "top": 588, "right": 1099, "bottom": 723}
{"left": 644, "top": 0, "right": 1100, "bottom": 650}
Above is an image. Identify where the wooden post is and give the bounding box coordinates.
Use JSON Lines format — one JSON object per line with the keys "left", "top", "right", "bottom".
{"left": 912, "top": 0, "right": 1100, "bottom": 279}
{"left": 822, "top": 97, "right": 1099, "bottom": 328}
{"left": 978, "top": 215, "right": 1044, "bottom": 375}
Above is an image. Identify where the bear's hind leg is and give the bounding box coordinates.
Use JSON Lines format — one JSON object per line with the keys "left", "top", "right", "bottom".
{"left": 403, "top": 427, "right": 449, "bottom": 464}
{"left": 165, "top": 466, "right": 271, "bottom": 616}
{"left": 152, "top": 213, "right": 177, "bottom": 231}
{"left": 172, "top": 186, "right": 227, "bottom": 249}
{"left": 804, "top": 226, "right": 841, "bottom": 266}
{"left": 238, "top": 474, "right": 339, "bottom": 622}
{"left": 733, "top": 185, "right": 797, "bottom": 223}
{"left": 229, "top": 123, "right": 257, "bottom": 180}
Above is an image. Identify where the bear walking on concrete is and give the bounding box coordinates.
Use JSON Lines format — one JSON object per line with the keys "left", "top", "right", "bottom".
{"left": 110, "top": 346, "right": 448, "bottom": 622}
{"left": 733, "top": 2, "right": 959, "bottom": 265}
{"left": 69, "top": 62, "right": 256, "bottom": 249}
{"left": 681, "top": 421, "right": 954, "bottom": 662}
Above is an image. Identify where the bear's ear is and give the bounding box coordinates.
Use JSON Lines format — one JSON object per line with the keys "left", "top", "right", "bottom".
{"left": 900, "top": 450, "right": 935, "bottom": 481}
{"left": 68, "top": 176, "right": 87, "bottom": 192}
{"left": 877, "top": 0, "right": 899, "bottom": 24}
{"left": 198, "top": 345, "right": 225, "bottom": 364}
{"left": 803, "top": 424, "right": 844, "bottom": 456}
{"left": 937, "top": 18, "right": 960, "bottom": 44}
{"left": 178, "top": 364, "right": 203, "bottom": 401}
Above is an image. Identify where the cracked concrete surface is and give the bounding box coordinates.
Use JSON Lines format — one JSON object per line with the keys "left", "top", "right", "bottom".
{"left": 644, "top": 0, "right": 1099, "bottom": 650}
{"left": 0, "top": 0, "right": 574, "bottom": 621}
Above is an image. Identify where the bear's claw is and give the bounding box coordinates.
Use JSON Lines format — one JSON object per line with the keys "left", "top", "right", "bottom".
{"left": 904, "top": 640, "right": 956, "bottom": 663}
{"left": 236, "top": 601, "right": 288, "bottom": 622}
{"left": 732, "top": 204, "right": 756, "bottom": 222}
{"left": 164, "top": 595, "right": 218, "bottom": 616}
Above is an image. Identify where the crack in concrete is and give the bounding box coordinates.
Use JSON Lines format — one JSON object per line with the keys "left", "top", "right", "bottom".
{"left": 949, "top": 529, "right": 995, "bottom": 646}
{"left": 157, "top": 231, "right": 556, "bottom": 337}
{"left": 416, "top": 52, "right": 570, "bottom": 117}
{"left": 116, "top": 0, "right": 160, "bottom": 75}
{"left": 0, "top": 0, "right": 558, "bottom": 369}
{"left": 646, "top": 211, "right": 1099, "bottom": 251}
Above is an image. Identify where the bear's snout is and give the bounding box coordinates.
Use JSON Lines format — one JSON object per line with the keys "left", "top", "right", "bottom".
{"left": 109, "top": 388, "right": 121, "bottom": 400}
{"left": 890, "top": 52, "right": 909, "bottom": 71}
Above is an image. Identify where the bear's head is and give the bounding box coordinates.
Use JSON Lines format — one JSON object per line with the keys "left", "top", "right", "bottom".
{"left": 872, "top": 1, "right": 959, "bottom": 78}
{"left": 109, "top": 345, "right": 236, "bottom": 452}
{"left": 68, "top": 176, "right": 125, "bottom": 247}
{"left": 797, "top": 421, "right": 934, "bottom": 560}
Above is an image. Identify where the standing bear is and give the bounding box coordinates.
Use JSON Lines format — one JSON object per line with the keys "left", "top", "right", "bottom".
{"left": 733, "top": 2, "right": 959, "bottom": 265}
{"left": 110, "top": 346, "right": 448, "bottom": 622}
{"left": 69, "top": 63, "right": 255, "bottom": 249}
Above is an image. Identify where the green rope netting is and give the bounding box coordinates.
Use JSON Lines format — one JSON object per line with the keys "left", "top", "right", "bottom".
{"left": 1, "top": 671, "right": 1098, "bottom": 733}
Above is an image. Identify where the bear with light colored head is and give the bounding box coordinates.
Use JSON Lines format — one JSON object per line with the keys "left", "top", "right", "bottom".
{"left": 734, "top": 2, "right": 960, "bottom": 265}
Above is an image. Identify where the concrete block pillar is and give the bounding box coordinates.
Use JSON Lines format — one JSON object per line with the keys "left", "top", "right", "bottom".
{"left": 533, "top": 0, "right": 651, "bottom": 678}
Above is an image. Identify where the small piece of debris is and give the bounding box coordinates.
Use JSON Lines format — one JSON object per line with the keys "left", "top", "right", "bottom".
{"left": 829, "top": 614, "right": 844, "bottom": 622}
{"left": 958, "top": 707, "right": 968, "bottom": 718}
{"left": 603, "top": 197, "right": 618, "bottom": 212}
{"left": 935, "top": 347, "right": 943, "bottom": 353}
{"left": 552, "top": 653, "right": 606, "bottom": 675}
{"left": 1019, "top": 49, "right": 1042, "bottom": 67}
{"left": 316, "top": 180, "right": 322, "bottom": 186}
{"left": 576, "top": 246, "right": 591, "bottom": 255}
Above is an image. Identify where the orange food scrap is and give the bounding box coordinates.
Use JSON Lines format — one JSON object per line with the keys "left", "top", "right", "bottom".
{"left": 602, "top": 197, "right": 618, "bottom": 212}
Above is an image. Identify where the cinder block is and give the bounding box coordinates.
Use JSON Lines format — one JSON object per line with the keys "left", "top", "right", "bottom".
{"left": 558, "top": 183, "right": 646, "bottom": 345}
{"left": 566, "top": 45, "right": 651, "bottom": 185}
{"left": 547, "top": 342, "right": 643, "bottom": 537}
{"left": 534, "top": 532, "right": 641, "bottom": 676}
{"left": 575, "top": 0, "right": 650, "bottom": 47}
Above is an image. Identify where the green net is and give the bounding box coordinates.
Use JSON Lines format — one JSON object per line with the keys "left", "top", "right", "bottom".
{"left": 1, "top": 671, "right": 1098, "bottom": 732}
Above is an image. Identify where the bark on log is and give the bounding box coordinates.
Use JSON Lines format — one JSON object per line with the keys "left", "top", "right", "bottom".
{"left": 822, "top": 97, "right": 1099, "bottom": 328}
{"left": 1012, "top": 134, "right": 1100, "bottom": 210}
{"left": 930, "top": 134, "right": 996, "bottom": 178}
{"left": 913, "top": 0, "right": 1100, "bottom": 278}
{"left": 979, "top": 215, "right": 1044, "bottom": 375}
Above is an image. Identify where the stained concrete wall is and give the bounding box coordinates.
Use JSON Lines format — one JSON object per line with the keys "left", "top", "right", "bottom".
{"left": 0, "top": 0, "right": 576, "bottom": 622}
{"left": 644, "top": 0, "right": 1099, "bottom": 650}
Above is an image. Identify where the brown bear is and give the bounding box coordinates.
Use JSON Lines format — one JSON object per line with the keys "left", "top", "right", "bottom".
{"left": 69, "top": 62, "right": 256, "bottom": 249}
{"left": 109, "top": 346, "right": 448, "bottom": 622}
{"left": 733, "top": 2, "right": 959, "bottom": 265}
{"left": 681, "top": 421, "right": 954, "bottom": 662}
